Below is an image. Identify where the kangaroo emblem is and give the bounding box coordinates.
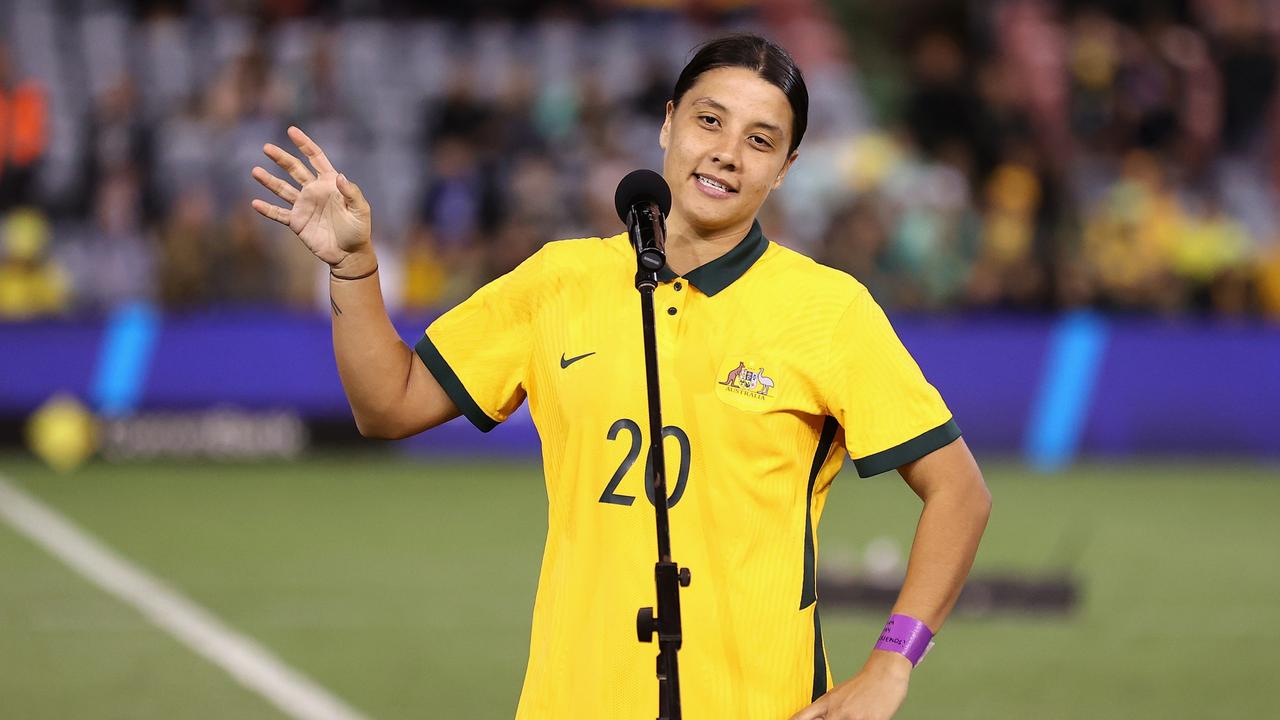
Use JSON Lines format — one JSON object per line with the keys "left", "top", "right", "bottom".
{"left": 720, "top": 362, "right": 746, "bottom": 386}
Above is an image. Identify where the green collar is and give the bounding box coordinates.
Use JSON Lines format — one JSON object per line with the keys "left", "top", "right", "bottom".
{"left": 657, "top": 219, "right": 769, "bottom": 297}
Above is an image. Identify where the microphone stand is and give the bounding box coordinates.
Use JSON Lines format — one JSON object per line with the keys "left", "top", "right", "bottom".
{"left": 628, "top": 205, "right": 692, "bottom": 720}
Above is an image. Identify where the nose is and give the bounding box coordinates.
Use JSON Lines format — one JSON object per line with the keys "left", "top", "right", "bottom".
{"left": 711, "top": 139, "right": 738, "bottom": 171}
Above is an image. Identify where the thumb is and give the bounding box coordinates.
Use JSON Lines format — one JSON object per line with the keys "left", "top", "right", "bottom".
{"left": 336, "top": 174, "right": 366, "bottom": 209}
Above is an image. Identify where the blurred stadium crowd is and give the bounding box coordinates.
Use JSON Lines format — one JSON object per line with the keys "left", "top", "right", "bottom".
{"left": 2, "top": 0, "right": 1280, "bottom": 318}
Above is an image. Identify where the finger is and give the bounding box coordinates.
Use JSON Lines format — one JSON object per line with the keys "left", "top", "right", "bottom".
{"left": 336, "top": 173, "right": 366, "bottom": 209}
{"left": 251, "top": 166, "right": 299, "bottom": 204}
{"left": 250, "top": 198, "right": 292, "bottom": 226}
{"left": 288, "top": 125, "right": 337, "bottom": 175}
{"left": 263, "top": 143, "right": 314, "bottom": 185}
{"left": 789, "top": 697, "right": 828, "bottom": 720}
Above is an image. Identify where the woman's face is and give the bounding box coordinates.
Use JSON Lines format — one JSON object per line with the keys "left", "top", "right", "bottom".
{"left": 660, "top": 67, "right": 798, "bottom": 235}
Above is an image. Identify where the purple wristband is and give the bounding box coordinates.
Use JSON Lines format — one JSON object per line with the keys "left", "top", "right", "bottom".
{"left": 874, "top": 613, "right": 935, "bottom": 666}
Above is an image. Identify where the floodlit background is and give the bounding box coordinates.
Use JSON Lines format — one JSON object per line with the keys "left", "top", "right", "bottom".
{"left": 2, "top": 1, "right": 1278, "bottom": 718}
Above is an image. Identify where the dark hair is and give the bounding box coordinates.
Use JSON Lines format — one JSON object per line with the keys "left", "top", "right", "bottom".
{"left": 671, "top": 34, "right": 809, "bottom": 154}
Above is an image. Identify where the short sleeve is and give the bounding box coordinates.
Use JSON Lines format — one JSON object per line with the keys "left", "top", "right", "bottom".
{"left": 414, "top": 247, "right": 547, "bottom": 432}
{"left": 824, "top": 288, "right": 960, "bottom": 476}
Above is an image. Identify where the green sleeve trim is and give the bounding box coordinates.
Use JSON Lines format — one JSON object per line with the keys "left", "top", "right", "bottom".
{"left": 852, "top": 418, "right": 962, "bottom": 477}
{"left": 413, "top": 335, "right": 499, "bottom": 433}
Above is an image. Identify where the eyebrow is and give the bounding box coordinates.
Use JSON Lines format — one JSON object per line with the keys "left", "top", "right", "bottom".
{"left": 690, "top": 97, "right": 785, "bottom": 137}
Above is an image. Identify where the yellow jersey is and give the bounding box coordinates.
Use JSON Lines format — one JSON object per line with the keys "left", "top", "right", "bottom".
{"left": 416, "top": 219, "right": 959, "bottom": 718}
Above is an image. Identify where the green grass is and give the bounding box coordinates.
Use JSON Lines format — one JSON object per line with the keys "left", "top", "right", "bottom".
{"left": 1, "top": 453, "right": 1277, "bottom": 719}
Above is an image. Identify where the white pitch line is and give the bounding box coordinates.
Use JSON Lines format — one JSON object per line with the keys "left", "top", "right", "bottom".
{"left": 0, "top": 474, "right": 370, "bottom": 720}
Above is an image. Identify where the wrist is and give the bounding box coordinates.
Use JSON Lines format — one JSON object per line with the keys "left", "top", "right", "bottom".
{"left": 331, "top": 248, "right": 378, "bottom": 279}
{"left": 874, "top": 612, "right": 935, "bottom": 668}
{"left": 866, "top": 649, "right": 914, "bottom": 678}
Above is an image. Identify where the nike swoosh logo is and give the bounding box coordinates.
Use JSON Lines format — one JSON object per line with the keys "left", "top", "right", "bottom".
{"left": 560, "top": 352, "right": 596, "bottom": 369}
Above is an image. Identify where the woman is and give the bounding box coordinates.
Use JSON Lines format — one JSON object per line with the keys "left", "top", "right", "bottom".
{"left": 252, "top": 34, "right": 990, "bottom": 720}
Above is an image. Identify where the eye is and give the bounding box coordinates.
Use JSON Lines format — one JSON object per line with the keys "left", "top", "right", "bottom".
{"left": 749, "top": 135, "right": 774, "bottom": 150}
{"left": 698, "top": 115, "right": 720, "bottom": 128}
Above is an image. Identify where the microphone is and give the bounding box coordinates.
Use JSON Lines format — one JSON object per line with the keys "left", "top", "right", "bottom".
{"left": 614, "top": 169, "right": 671, "bottom": 275}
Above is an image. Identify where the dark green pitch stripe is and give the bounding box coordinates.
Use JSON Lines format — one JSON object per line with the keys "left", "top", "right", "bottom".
{"left": 413, "top": 335, "right": 498, "bottom": 433}
{"left": 853, "top": 418, "right": 962, "bottom": 478}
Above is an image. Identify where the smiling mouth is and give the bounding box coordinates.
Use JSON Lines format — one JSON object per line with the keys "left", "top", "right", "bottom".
{"left": 694, "top": 174, "right": 737, "bottom": 194}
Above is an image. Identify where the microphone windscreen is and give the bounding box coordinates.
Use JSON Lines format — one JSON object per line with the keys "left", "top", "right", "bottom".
{"left": 614, "top": 169, "right": 672, "bottom": 222}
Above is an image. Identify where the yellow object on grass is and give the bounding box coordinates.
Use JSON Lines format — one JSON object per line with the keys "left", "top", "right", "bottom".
{"left": 26, "top": 394, "right": 99, "bottom": 472}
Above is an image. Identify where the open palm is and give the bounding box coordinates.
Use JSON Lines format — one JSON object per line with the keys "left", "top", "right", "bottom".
{"left": 251, "top": 126, "right": 371, "bottom": 267}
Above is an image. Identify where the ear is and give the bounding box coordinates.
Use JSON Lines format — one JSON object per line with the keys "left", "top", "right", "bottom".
{"left": 772, "top": 151, "right": 799, "bottom": 190}
{"left": 659, "top": 100, "right": 674, "bottom": 151}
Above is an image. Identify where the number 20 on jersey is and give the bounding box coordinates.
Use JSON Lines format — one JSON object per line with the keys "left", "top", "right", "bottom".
{"left": 598, "top": 418, "right": 691, "bottom": 509}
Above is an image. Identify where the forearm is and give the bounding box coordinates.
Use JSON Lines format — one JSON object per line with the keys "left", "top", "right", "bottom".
{"left": 328, "top": 250, "right": 416, "bottom": 435}
{"left": 891, "top": 481, "right": 991, "bottom": 632}
{"left": 858, "top": 479, "right": 989, "bottom": 677}
{"left": 250, "top": 128, "right": 423, "bottom": 435}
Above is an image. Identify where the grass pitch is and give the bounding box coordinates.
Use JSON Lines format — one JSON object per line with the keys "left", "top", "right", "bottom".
{"left": 1, "top": 452, "right": 1277, "bottom": 719}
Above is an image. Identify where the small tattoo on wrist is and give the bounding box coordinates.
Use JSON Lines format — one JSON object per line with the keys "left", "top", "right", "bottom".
{"left": 330, "top": 296, "right": 342, "bottom": 316}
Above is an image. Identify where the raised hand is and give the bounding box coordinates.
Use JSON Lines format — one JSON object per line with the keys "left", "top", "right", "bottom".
{"left": 251, "top": 126, "right": 374, "bottom": 272}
